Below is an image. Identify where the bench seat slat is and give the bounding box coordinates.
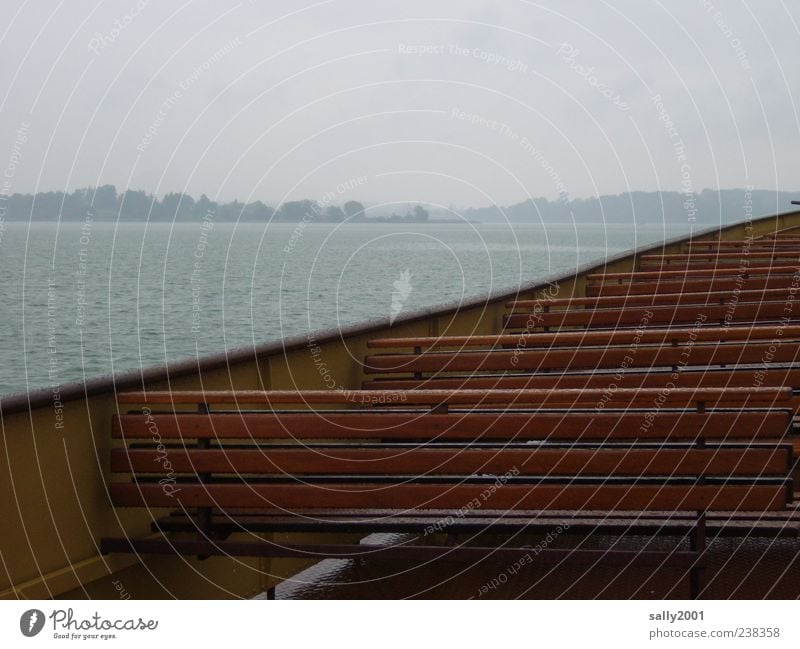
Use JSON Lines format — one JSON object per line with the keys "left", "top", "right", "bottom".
{"left": 642, "top": 252, "right": 800, "bottom": 262}
{"left": 112, "top": 446, "right": 791, "bottom": 477}
{"left": 361, "top": 367, "right": 800, "bottom": 393}
{"left": 640, "top": 261, "right": 800, "bottom": 272}
{"left": 504, "top": 301, "right": 800, "bottom": 329}
{"left": 642, "top": 257, "right": 800, "bottom": 267}
{"left": 116, "top": 387, "right": 788, "bottom": 407}
{"left": 587, "top": 265, "right": 799, "bottom": 282}
{"left": 367, "top": 325, "right": 800, "bottom": 350}
{"left": 109, "top": 482, "right": 789, "bottom": 511}
{"left": 589, "top": 276, "right": 799, "bottom": 297}
{"left": 364, "top": 342, "right": 800, "bottom": 374}
{"left": 112, "top": 411, "right": 791, "bottom": 441}
{"left": 684, "top": 246, "right": 800, "bottom": 253}
{"left": 506, "top": 288, "right": 800, "bottom": 310}
{"left": 684, "top": 240, "right": 800, "bottom": 247}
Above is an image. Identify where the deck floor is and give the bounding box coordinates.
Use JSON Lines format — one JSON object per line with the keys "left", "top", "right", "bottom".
{"left": 271, "top": 532, "right": 800, "bottom": 599}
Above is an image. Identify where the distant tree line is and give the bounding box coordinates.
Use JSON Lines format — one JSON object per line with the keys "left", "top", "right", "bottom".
{"left": 464, "top": 189, "right": 799, "bottom": 224}
{"left": 1, "top": 184, "right": 794, "bottom": 223}
{"left": 0, "top": 185, "right": 431, "bottom": 223}
{"left": 0, "top": 185, "right": 438, "bottom": 223}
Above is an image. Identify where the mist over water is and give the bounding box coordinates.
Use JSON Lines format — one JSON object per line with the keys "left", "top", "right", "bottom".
{"left": 0, "top": 220, "right": 686, "bottom": 396}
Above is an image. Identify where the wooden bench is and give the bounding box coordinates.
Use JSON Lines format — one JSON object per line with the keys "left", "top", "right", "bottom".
{"left": 587, "top": 263, "right": 800, "bottom": 296}
{"left": 364, "top": 339, "right": 800, "bottom": 375}
{"left": 363, "top": 332, "right": 800, "bottom": 409}
{"left": 684, "top": 241, "right": 800, "bottom": 251}
{"left": 507, "top": 261, "right": 800, "bottom": 328}
{"left": 640, "top": 252, "right": 800, "bottom": 270}
{"left": 587, "top": 265, "right": 800, "bottom": 283}
{"left": 369, "top": 325, "right": 800, "bottom": 350}
{"left": 507, "top": 286, "right": 800, "bottom": 310}
{"left": 504, "top": 298, "right": 800, "bottom": 330}
{"left": 362, "top": 366, "right": 800, "bottom": 426}
{"left": 101, "top": 388, "right": 795, "bottom": 598}
{"left": 590, "top": 274, "right": 800, "bottom": 297}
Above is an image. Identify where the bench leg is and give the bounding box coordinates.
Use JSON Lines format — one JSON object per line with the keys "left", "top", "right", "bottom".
{"left": 689, "top": 511, "right": 707, "bottom": 599}
{"left": 195, "top": 407, "right": 215, "bottom": 561}
{"left": 196, "top": 507, "right": 215, "bottom": 561}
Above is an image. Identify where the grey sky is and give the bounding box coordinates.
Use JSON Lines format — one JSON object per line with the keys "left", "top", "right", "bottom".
{"left": 1, "top": 0, "right": 798, "bottom": 207}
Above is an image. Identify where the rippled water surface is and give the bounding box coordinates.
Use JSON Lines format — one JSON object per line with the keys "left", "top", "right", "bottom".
{"left": 0, "top": 221, "right": 687, "bottom": 396}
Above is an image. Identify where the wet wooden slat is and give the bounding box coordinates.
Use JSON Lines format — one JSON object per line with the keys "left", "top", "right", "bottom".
{"left": 503, "top": 300, "right": 800, "bottom": 329}
{"left": 116, "top": 387, "right": 790, "bottom": 407}
{"left": 367, "top": 324, "right": 800, "bottom": 350}
{"left": 586, "top": 265, "right": 800, "bottom": 282}
{"left": 112, "top": 410, "right": 791, "bottom": 441}
{"left": 112, "top": 446, "right": 792, "bottom": 477}
{"left": 588, "top": 275, "right": 800, "bottom": 296}
{"left": 365, "top": 342, "right": 800, "bottom": 374}
{"left": 506, "top": 287, "right": 800, "bottom": 310}
{"left": 684, "top": 242, "right": 800, "bottom": 251}
{"left": 639, "top": 261, "right": 799, "bottom": 271}
{"left": 642, "top": 251, "right": 800, "bottom": 263}
{"left": 362, "top": 366, "right": 800, "bottom": 396}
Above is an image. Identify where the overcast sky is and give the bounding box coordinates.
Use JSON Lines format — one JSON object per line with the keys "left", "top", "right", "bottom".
{"left": 1, "top": 0, "right": 798, "bottom": 207}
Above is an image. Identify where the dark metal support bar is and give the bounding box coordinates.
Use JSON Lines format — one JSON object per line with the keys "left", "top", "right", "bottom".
{"left": 690, "top": 511, "right": 707, "bottom": 599}
{"left": 196, "top": 401, "right": 213, "bottom": 560}
{"left": 149, "top": 512, "right": 800, "bottom": 538}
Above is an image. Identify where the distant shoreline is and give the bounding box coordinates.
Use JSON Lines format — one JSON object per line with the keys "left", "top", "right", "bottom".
{"left": 10, "top": 218, "right": 483, "bottom": 225}
{"left": 4, "top": 186, "right": 797, "bottom": 224}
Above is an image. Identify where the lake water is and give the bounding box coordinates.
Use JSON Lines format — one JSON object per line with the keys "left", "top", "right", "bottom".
{"left": 0, "top": 220, "right": 689, "bottom": 396}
